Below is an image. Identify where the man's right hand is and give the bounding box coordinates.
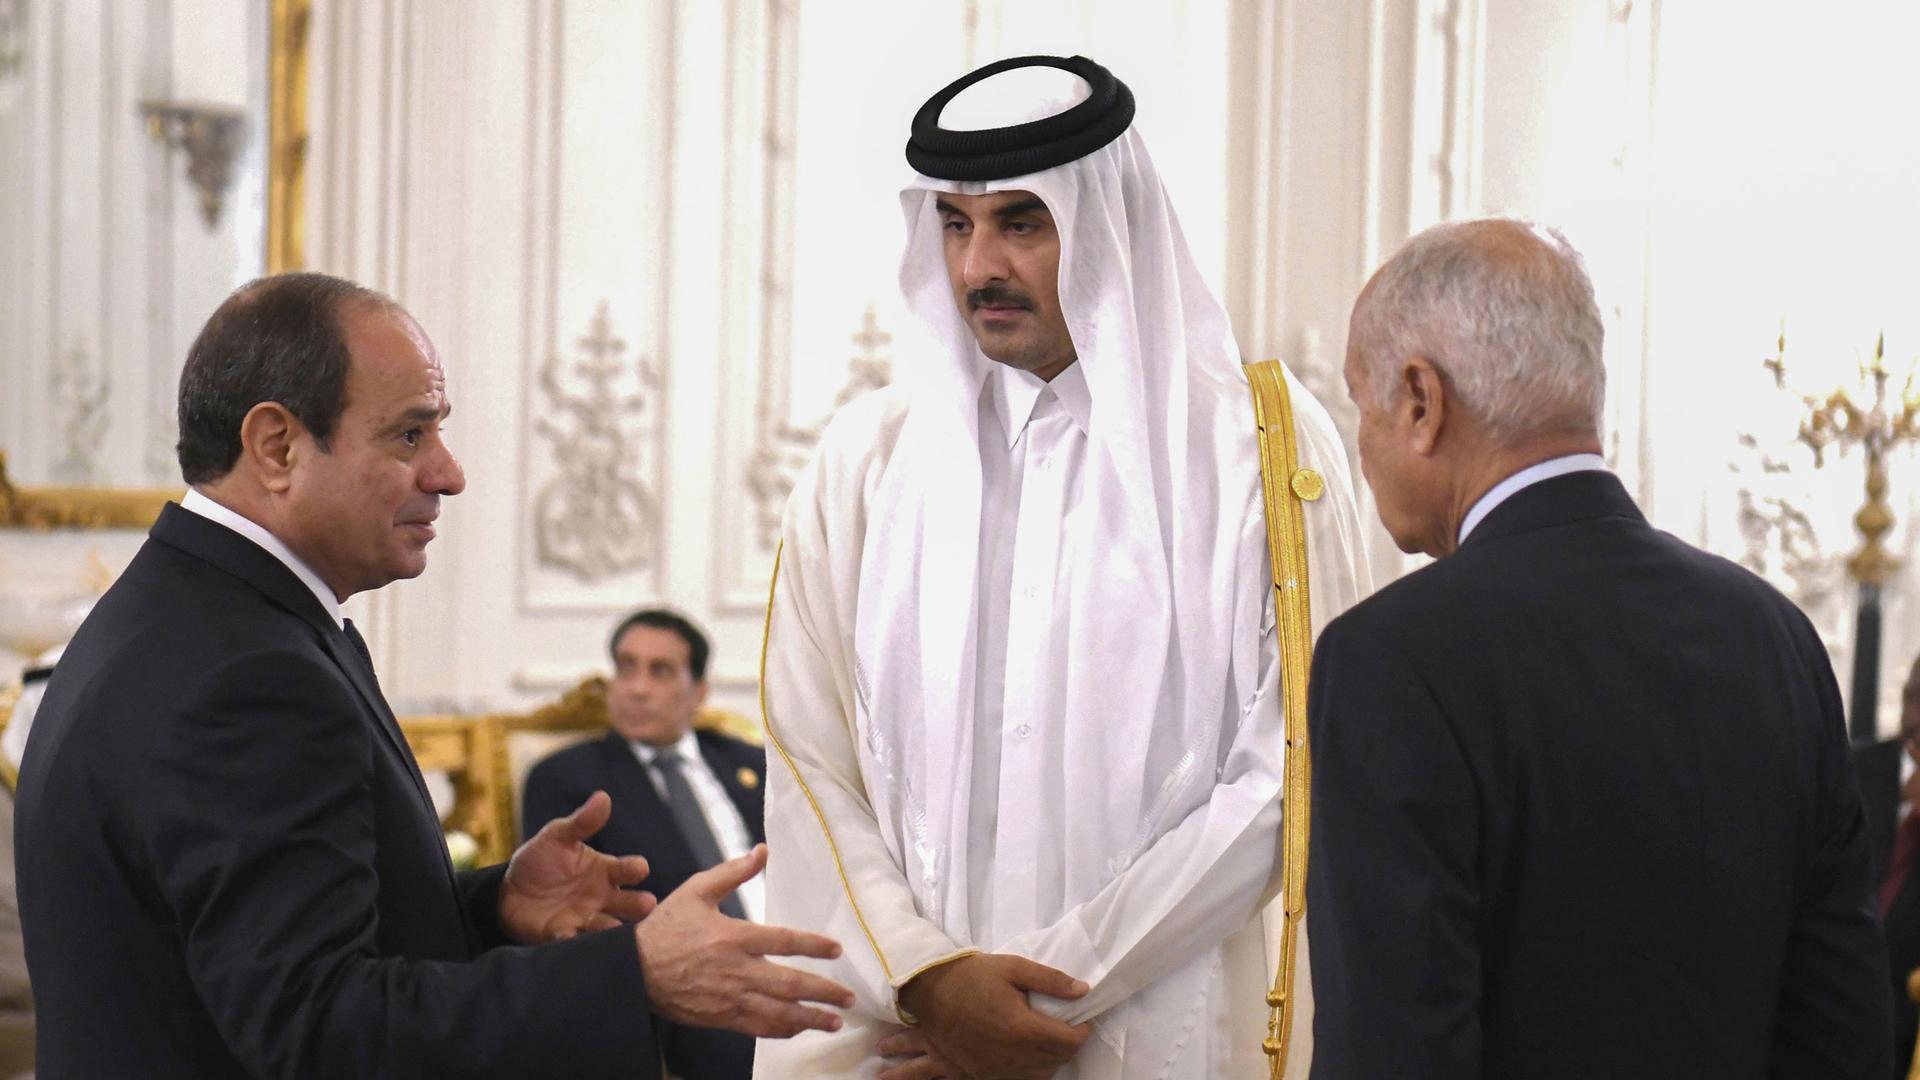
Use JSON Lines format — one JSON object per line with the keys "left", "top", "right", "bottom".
{"left": 634, "top": 844, "right": 855, "bottom": 1038}
{"left": 897, "top": 953, "right": 1092, "bottom": 1078}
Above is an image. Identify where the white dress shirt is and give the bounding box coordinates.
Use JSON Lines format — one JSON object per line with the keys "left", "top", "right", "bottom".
{"left": 181, "top": 489, "right": 343, "bottom": 629}
{"left": 631, "top": 729, "right": 764, "bottom": 922}
{"left": 1457, "top": 452, "right": 1611, "bottom": 546}
{"left": 966, "top": 361, "right": 1095, "bottom": 943}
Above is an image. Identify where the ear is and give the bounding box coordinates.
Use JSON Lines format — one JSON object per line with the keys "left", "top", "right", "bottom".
{"left": 236, "top": 402, "right": 303, "bottom": 493}
{"left": 1401, "top": 356, "right": 1449, "bottom": 456}
{"left": 692, "top": 679, "right": 711, "bottom": 710}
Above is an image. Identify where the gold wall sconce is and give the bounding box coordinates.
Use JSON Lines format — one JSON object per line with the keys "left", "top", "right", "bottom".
{"left": 139, "top": 99, "right": 248, "bottom": 228}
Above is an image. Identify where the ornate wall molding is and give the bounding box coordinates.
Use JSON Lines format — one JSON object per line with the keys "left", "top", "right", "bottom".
{"left": 0, "top": 451, "right": 174, "bottom": 530}
{"left": 531, "top": 301, "right": 661, "bottom": 583}
{"left": 710, "top": 0, "right": 801, "bottom": 612}
{"left": 139, "top": 100, "right": 247, "bottom": 227}
{"left": 1408, "top": 0, "right": 1483, "bottom": 229}
{"left": 513, "top": 0, "right": 675, "bottom": 611}
{"left": 745, "top": 306, "right": 893, "bottom": 547}
{"left": 49, "top": 340, "right": 107, "bottom": 486}
{"left": 0, "top": 0, "right": 24, "bottom": 82}
{"left": 145, "top": 385, "right": 175, "bottom": 483}
{"left": 1727, "top": 432, "right": 1841, "bottom": 614}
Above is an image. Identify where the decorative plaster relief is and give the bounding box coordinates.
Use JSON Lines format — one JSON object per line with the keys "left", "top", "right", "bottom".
{"left": 532, "top": 301, "right": 660, "bottom": 583}
{"left": 147, "top": 384, "right": 177, "bottom": 483}
{"left": 746, "top": 306, "right": 893, "bottom": 547}
{"left": 50, "top": 340, "right": 108, "bottom": 486}
{"left": 1728, "top": 433, "right": 1838, "bottom": 613}
{"left": 0, "top": 0, "right": 22, "bottom": 83}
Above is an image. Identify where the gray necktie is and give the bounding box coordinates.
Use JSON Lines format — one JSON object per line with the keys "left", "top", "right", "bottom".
{"left": 651, "top": 753, "right": 746, "bottom": 919}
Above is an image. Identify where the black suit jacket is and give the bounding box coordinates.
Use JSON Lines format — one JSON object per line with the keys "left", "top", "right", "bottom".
{"left": 1853, "top": 738, "right": 1904, "bottom": 884}
{"left": 15, "top": 504, "right": 655, "bottom": 1078}
{"left": 523, "top": 730, "right": 766, "bottom": 1079}
{"left": 1306, "top": 471, "right": 1891, "bottom": 1079}
{"left": 1858, "top": 737, "right": 1920, "bottom": 1071}
{"left": 1884, "top": 837, "right": 1920, "bottom": 1074}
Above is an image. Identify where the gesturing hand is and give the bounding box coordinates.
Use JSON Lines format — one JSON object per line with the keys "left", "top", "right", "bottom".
{"left": 898, "top": 953, "right": 1092, "bottom": 1079}
{"left": 635, "top": 843, "right": 855, "bottom": 1039}
{"left": 499, "top": 790, "right": 655, "bottom": 944}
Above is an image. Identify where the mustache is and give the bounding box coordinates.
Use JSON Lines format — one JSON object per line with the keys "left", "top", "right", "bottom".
{"left": 967, "top": 285, "right": 1033, "bottom": 311}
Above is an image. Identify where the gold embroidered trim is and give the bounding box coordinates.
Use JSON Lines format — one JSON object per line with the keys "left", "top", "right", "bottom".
{"left": 1246, "top": 360, "right": 1316, "bottom": 1078}
{"left": 757, "top": 543, "right": 902, "bottom": 1010}
{"left": 892, "top": 948, "right": 985, "bottom": 1025}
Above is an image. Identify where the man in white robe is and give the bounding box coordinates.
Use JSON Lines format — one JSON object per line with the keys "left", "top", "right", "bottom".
{"left": 754, "top": 55, "right": 1372, "bottom": 1079}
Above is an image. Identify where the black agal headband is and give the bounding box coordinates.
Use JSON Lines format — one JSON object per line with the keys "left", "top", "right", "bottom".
{"left": 905, "top": 55, "right": 1135, "bottom": 182}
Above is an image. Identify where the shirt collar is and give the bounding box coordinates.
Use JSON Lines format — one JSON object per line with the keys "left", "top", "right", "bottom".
{"left": 1458, "top": 452, "right": 1611, "bottom": 546}
{"left": 181, "top": 488, "right": 345, "bottom": 629}
{"left": 990, "top": 360, "right": 1092, "bottom": 449}
{"left": 632, "top": 726, "right": 701, "bottom": 767}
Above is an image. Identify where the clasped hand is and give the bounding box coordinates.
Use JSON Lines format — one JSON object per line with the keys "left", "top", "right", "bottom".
{"left": 878, "top": 953, "right": 1092, "bottom": 1079}
{"left": 502, "top": 791, "right": 855, "bottom": 1039}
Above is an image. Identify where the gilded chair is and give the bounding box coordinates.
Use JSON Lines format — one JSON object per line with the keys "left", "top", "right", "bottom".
{"left": 1907, "top": 968, "right": 1920, "bottom": 1080}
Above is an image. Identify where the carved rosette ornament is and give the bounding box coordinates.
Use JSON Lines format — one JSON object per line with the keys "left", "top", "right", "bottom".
{"left": 747, "top": 306, "right": 894, "bottom": 547}
{"left": 532, "top": 303, "right": 660, "bottom": 583}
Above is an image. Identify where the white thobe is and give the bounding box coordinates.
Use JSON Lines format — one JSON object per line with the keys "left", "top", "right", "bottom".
{"left": 754, "top": 372, "right": 1369, "bottom": 1079}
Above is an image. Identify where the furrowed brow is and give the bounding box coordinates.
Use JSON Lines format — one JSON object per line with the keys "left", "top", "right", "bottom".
{"left": 385, "top": 403, "right": 447, "bottom": 433}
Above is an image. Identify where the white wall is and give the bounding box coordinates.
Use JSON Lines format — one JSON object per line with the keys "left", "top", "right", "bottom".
{"left": 9, "top": 0, "right": 1915, "bottom": 727}
{"left": 0, "top": 0, "right": 266, "bottom": 489}
{"left": 304, "top": 0, "right": 1262, "bottom": 717}
{"left": 275, "top": 0, "right": 1920, "bottom": 725}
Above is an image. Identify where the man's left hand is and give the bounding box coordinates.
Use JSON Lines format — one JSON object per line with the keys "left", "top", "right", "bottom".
{"left": 499, "top": 790, "right": 655, "bottom": 944}
{"left": 878, "top": 1030, "right": 966, "bottom": 1079}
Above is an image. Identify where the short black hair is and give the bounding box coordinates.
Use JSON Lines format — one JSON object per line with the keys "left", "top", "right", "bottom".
{"left": 176, "top": 272, "right": 398, "bottom": 485}
{"left": 608, "top": 609, "right": 711, "bottom": 682}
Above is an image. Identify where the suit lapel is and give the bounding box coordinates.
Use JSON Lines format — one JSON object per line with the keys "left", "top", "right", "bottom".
{"left": 699, "top": 734, "right": 766, "bottom": 845}
{"left": 322, "top": 630, "right": 440, "bottom": 818}
{"left": 152, "top": 503, "right": 443, "bottom": 826}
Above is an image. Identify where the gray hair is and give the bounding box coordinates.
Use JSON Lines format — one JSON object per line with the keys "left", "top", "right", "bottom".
{"left": 1350, "top": 217, "right": 1605, "bottom": 440}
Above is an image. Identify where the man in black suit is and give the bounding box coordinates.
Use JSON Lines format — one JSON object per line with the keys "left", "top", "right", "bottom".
{"left": 1305, "top": 218, "right": 1890, "bottom": 1078}
{"left": 1879, "top": 654, "right": 1920, "bottom": 1072}
{"left": 524, "top": 610, "right": 766, "bottom": 1078}
{"left": 15, "top": 273, "right": 852, "bottom": 1078}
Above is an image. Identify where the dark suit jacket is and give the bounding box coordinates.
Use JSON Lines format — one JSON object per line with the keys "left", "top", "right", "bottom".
{"left": 1884, "top": 837, "right": 1920, "bottom": 1074}
{"left": 1853, "top": 739, "right": 1904, "bottom": 883}
{"left": 15, "top": 504, "right": 655, "bottom": 1078}
{"left": 523, "top": 730, "right": 766, "bottom": 1079}
{"left": 1858, "top": 737, "right": 1920, "bottom": 1071}
{"left": 1306, "top": 471, "right": 1891, "bottom": 1079}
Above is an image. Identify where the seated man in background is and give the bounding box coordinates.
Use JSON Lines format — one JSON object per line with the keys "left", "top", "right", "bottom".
{"left": 525, "top": 608, "right": 765, "bottom": 1079}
